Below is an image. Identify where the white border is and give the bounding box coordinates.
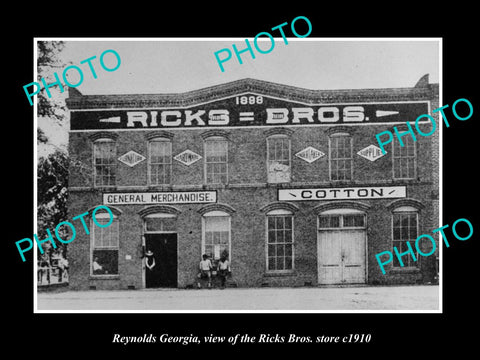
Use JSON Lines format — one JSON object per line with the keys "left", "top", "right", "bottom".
{"left": 33, "top": 37, "right": 442, "bottom": 314}
{"left": 33, "top": 39, "right": 39, "bottom": 308}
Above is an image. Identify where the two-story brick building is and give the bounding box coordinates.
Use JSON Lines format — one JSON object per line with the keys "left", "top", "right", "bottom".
{"left": 65, "top": 76, "right": 439, "bottom": 290}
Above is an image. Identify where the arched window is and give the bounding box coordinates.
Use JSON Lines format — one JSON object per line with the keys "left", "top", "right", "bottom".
{"left": 391, "top": 206, "right": 419, "bottom": 268}
{"left": 93, "top": 138, "right": 116, "bottom": 187}
{"left": 90, "top": 209, "right": 120, "bottom": 276}
{"left": 138, "top": 205, "right": 180, "bottom": 233}
{"left": 266, "top": 208, "right": 294, "bottom": 272}
{"left": 144, "top": 213, "right": 177, "bottom": 233}
{"left": 267, "top": 134, "right": 291, "bottom": 183}
{"left": 329, "top": 132, "right": 352, "bottom": 181}
{"left": 202, "top": 211, "right": 231, "bottom": 264}
{"left": 148, "top": 137, "right": 172, "bottom": 185}
{"left": 318, "top": 208, "right": 366, "bottom": 229}
{"left": 204, "top": 136, "right": 228, "bottom": 184}
{"left": 392, "top": 132, "right": 416, "bottom": 179}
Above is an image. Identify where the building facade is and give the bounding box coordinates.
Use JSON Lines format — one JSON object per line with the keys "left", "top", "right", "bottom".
{"left": 66, "top": 76, "right": 439, "bottom": 290}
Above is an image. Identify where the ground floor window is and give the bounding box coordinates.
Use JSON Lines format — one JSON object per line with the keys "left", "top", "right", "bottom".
{"left": 91, "top": 213, "right": 119, "bottom": 275}
{"left": 266, "top": 209, "right": 294, "bottom": 272}
{"left": 144, "top": 214, "right": 176, "bottom": 232}
{"left": 392, "top": 207, "right": 419, "bottom": 268}
{"left": 203, "top": 211, "right": 231, "bottom": 266}
{"left": 318, "top": 213, "right": 366, "bottom": 229}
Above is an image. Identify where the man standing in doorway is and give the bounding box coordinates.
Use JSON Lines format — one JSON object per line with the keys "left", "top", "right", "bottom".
{"left": 145, "top": 249, "right": 157, "bottom": 288}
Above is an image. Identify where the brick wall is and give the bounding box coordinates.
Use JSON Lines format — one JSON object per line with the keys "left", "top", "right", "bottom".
{"left": 69, "top": 125, "right": 436, "bottom": 188}
{"left": 68, "top": 121, "right": 438, "bottom": 289}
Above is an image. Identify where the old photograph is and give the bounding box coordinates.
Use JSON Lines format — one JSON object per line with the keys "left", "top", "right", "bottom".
{"left": 34, "top": 38, "right": 441, "bottom": 312}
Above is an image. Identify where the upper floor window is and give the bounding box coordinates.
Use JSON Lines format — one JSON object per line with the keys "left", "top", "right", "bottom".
{"left": 267, "top": 135, "right": 291, "bottom": 183}
{"left": 329, "top": 133, "right": 352, "bottom": 181}
{"left": 148, "top": 138, "right": 172, "bottom": 185}
{"left": 393, "top": 136, "right": 416, "bottom": 179}
{"left": 204, "top": 137, "right": 228, "bottom": 184}
{"left": 93, "top": 139, "right": 116, "bottom": 187}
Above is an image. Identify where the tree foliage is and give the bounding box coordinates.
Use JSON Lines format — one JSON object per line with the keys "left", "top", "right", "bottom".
{"left": 37, "top": 150, "right": 69, "bottom": 258}
{"left": 37, "top": 41, "right": 68, "bottom": 125}
{"left": 37, "top": 41, "right": 69, "bottom": 261}
{"left": 37, "top": 41, "right": 65, "bottom": 67}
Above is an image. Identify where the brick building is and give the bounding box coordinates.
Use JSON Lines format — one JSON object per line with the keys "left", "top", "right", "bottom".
{"left": 65, "top": 76, "right": 439, "bottom": 290}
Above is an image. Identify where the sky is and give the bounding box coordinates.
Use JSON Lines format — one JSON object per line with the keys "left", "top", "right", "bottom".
{"left": 37, "top": 38, "right": 440, "bottom": 156}
{"left": 59, "top": 38, "right": 440, "bottom": 95}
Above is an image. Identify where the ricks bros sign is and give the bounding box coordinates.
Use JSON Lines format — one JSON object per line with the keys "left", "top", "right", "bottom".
{"left": 70, "top": 94, "right": 430, "bottom": 130}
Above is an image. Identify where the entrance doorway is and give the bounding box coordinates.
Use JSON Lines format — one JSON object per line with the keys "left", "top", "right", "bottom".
{"left": 144, "top": 233, "right": 178, "bottom": 288}
{"left": 317, "top": 210, "right": 367, "bottom": 285}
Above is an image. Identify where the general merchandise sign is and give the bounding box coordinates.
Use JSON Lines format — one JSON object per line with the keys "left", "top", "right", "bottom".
{"left": 104, "top": 191, "right": 217, "bottom": 205}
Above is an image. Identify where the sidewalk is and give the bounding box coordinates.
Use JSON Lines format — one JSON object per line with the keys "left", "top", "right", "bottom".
{"left": 37, "top": 267, "right": 68, "bottom": 286}
{"left": 36, "top": 285, "right": 440, "bottom": 312}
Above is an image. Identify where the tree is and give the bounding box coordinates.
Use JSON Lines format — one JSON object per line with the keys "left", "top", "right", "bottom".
{"left": 36, "top": 41, "right": 93, "bottom": 267}
{"left": 37, "top": 150, "right": 69, "bottom": 258}
{"left": 37, "top": 41, "right": 68, "bottom": 125}
{"left": 37, "top": 41, "right": 69, "bottom": 264}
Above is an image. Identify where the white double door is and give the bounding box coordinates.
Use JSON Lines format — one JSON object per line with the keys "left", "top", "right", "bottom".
{"left": 317, "top": 229, "right": 366, "bottom": 284}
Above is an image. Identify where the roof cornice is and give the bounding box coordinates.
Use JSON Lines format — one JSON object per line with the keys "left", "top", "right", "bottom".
{"left": 66, "top": 77, "right": 438, "bottom": 110}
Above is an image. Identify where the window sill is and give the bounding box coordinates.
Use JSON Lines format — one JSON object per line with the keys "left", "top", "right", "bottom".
{"left": 94, "top": 186, "right": 118, "bottom": 190}
{"left": 264, "top": 271, "right": 296, "bottom": 277}
{"left": 266, "top": 182, "right": 297, "bottom": 190}
{"left": 329, "top": 180, "right": 354, "bottom": 184}
{"left": 203, "top": 184, "right": 228, "bottom": 190}
{"left": 147, "top": 185, "right": 174, "bottom": 191}
{"left": 89, "top": 275, "right": 120, "bottom": 280}
{"left": 389, "top": 267, "right": 420, "bottom": 274}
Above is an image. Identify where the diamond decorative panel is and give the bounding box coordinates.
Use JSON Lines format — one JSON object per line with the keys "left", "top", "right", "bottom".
{"left": 357, "top": 145, "right": 386, "bottom": 161}
{"left": 117, "top": 151, "right": 146, "bottom": 167}
{"left": 174, "top": 149, "right": 202, "bottom": 166}
{"left": 295, "top": 146, "right": 325, "bottom": 163}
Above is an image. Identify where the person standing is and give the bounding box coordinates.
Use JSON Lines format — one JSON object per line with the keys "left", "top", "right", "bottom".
{"left": 58, "top": 255, "right": 69, "bottom": 282}
{"left": 218, "top": 254, "right": 231, "bottom": 289}
{"left": 145, "top": 250, "right": 157, "bottom": 288}
{"left": 38, "top": 254, "right": 51, "bottom": 284}
{"left": 197, "top": 254, "right": 213, "bottom": 289}
{"left": 145, "top": 250, "right": 156, "bottom": 271}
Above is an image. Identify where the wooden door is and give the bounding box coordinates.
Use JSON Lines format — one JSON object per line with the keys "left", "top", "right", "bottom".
{"left": 145, "top": 233, "right": 177, "bottom": 288}
{"left": 318, "top": 230, "right": 366, "bottom": 284}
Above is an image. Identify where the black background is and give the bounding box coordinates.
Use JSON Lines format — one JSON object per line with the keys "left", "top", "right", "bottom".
{"left": 6, "top": 4, "right": 478, "bottom": 355}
